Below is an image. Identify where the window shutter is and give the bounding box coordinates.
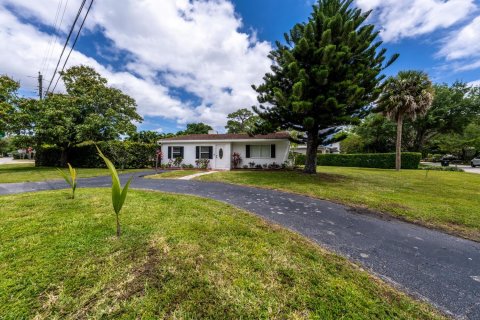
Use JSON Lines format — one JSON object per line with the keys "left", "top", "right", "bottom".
{"left": 246, "top": 145, "right": 250, "bottom": 158}
{"left": 271, "top": 144, "right": 276, "bottom": 158}
{"left": 168, "top": 146, "right": 172, "bottom": 159}
{"left": 196, "top": 146, "right": 200, "bottom": 159}
{"left": 208, "top": 146, "right": 213, "bottom": 159}
{"left": 180, "top": 147, "right": 184, "bottom": 158}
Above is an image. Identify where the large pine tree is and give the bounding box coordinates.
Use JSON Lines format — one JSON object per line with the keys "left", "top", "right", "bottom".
{"left": 253, "top": 0, "right": 398, "bottom": 173}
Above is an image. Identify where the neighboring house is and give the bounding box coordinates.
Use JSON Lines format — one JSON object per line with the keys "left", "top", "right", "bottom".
{"left": 159, "top": 132, "right": 290, "bottom": 170}
{"left": 292, "top": 142, "right": 340, "bottom": 155}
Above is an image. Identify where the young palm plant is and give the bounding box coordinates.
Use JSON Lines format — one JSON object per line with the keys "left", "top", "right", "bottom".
{"left": 96, "top": 146, "right": 133, "bottom": 237}
{"left": 377, "top": 71, "right": 434, "bottom": 171}
{"left": 57, "top": 163, "right": 77, "bottom": 199}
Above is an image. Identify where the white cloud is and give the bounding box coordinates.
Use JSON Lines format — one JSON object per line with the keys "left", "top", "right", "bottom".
{"left": 438, "top": 16, "right": 480, "bottom": 71}
{"left": 356, "top": 0, "right": 476, "bottom": 42}
{"left": 0, "top": 0, "right": 272, "bottom": 130}
{"left": 468, "top": 80, "right": 480, "bottom": 87}
{"left": 0, "top": 6, "right": 188, "bottom": 123}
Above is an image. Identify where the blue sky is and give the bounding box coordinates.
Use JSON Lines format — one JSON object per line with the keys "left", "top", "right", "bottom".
{"left": 1, "top": 0, "right": 479, "bottom": 133}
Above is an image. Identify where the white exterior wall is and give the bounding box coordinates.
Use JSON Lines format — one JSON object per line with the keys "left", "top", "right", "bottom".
{"left": 232, "top": 140, "right": 290, "bottom": 168}
{"left": 161, "top": 140, "right": 290, "bottom": 170}
{"left": 161, "top": 142, "right": 223, "bottom": 170}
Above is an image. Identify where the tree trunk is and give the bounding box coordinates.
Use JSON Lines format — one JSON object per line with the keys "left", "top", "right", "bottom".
{"left": 304, "top": 131, "right": 319, "bottom": 174}
{"left": 60, "top": 149, "right": 68, "bottom": 167}
{"left": 395, "top": 114, "right": 404, "bottom": 171}
{"left": 116, "top": 214, "right": 121, "bottom": 237}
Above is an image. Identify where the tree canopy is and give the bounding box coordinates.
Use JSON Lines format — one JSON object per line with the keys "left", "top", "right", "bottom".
{"left": 225, "top": 108, "right": 260, "bottom": 133}
{"left": 177, "top": 123, "right": 213, "bottom": 135}
{"left": 1, "top": 66, "right": 142, "bottom": 164}
{"left": 252, "top": 0, "right": 398, "bottom": 173}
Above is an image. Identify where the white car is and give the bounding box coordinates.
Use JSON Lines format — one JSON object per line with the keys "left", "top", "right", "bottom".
{"left": 471, "top": 157, "right": 480, "bottom": 167}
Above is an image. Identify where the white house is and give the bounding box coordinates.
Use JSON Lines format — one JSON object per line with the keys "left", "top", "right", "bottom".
{"left": 292, "top": 142, "right": 341, "bottom": 155}
{"left": 159, "top": 132, "right": 291, "bottom": 170}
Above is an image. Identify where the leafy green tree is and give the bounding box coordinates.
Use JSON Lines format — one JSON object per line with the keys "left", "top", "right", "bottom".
{"left": 411, "top": 82, "right": 480, "bottom": 153}
{"left": 377, "top": 71, "right": 434, "bottom": 170}
{"left": 128, "top": 130, "right": 162, "bottom": 144}
{"left": 36, "top": 66, "right": 142, "bottom": 164}
{"left": 339, "top": 133, "right": 365, "bottom": 154}
{"left": 0, "top": 137, "right": 11, "bottom": 156}
{"left": 0, "top": 75, "right": 37, "bottom": 136}
{"left": 429, "top": 119, "right": 480, "bottom": 160}
{"left": 0, "top": 75, "right": 19, "bottom": 134}
{"left": 354, "top": 114, "right": 397, "bottom": 152}
{"left": 225, "top": 108, "right": 260, "bottom": 133}
{"left": 252, "top": 0, "right": 398, "bottom": 173}
{"left": 177, "top": 123, "right": 213, "bottom": 135}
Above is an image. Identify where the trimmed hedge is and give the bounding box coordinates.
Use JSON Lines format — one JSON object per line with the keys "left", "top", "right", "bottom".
{"left": 294, "top": 152, "right": 421, "bottom": 169}
{"left": 36, "top": 141, "right": 157, "bottom": 169}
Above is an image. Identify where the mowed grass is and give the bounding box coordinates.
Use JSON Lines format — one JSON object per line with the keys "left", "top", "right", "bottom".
{"left": 147, "top": 170, "right": 204, "bottom": 179}
{"left": 0, "top": 189, "right": 442, "bottom": 319}
{"left": 0, "top": 163, "right": 144, "bottom": 183}
{"left": 198, "top": 167, "right": 480, "bottom": 241}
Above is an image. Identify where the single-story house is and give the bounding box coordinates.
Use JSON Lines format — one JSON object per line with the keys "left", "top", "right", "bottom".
{"left": 159, "top": 132, "right": 290, "bottom": 170}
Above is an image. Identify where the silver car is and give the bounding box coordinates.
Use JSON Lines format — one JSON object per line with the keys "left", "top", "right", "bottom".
{"left": 471, "top": 157, "right": 480, "bottom": 167}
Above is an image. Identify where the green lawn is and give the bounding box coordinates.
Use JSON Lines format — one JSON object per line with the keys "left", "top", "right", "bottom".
{"left": 198, "top": 167, "right": 480, "bottom": 241}
{"left": 146, "top": 170, "right": 204, "bottom": 179}
{"left": 0, "top": 163, "right": 144, "bottom": 183}
{"left": 0, "top": 189, "right": 442, "bottom": 319}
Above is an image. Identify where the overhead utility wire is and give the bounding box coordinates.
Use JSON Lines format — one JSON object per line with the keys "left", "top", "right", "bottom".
{"left": 51, "top": 0, "right": 95, "bottom": 93}
{"left": 45, "top": 0, "right": 87, "bottom": 95}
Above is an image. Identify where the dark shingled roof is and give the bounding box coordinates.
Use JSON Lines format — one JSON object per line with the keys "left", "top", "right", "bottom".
{"left": 159, "top": 132, "right": 290, "bottom": 141}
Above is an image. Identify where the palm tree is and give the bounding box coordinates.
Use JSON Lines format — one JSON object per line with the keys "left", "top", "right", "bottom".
{"left": 378, "top": 71, "right": 434, "bottom": 171}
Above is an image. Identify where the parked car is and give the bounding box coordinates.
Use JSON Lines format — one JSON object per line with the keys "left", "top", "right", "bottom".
{"left": 471, "top": 157, "right": 480, "bottom": 168}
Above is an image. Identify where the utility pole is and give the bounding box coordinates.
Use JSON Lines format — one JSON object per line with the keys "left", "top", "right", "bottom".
{"left": 38, "top": 72, "right": 43, "bottom": 100}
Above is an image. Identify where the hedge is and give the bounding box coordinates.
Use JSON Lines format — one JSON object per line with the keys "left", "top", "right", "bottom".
{"left": 294, "top": 152, "right": 421, "bottom": 169}
{"left": 36, "top": 141, "right": 157, "bottom": 169}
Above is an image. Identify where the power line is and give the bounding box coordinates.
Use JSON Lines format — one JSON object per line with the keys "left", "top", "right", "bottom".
{"left": 45, "top": 0, "right": 87, "bottom": 95}
{"left": 42, "top": 0, "right": 71, "bottom": 77}
{"left": 39, "top": 0, "right": 63, "bottom": 74}
{"left": 51, "top": 0, "right": 95, "bottom": 94}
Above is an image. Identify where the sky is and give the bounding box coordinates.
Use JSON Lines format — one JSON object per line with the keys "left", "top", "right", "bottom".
{"left": 1, "top": 0, "right": 479, "bottom": 133}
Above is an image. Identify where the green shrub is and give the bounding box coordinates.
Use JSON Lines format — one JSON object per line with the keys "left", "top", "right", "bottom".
{"left": 294, "top": 153, "right": 306, "bottom": 166}
{"left": 419, "top": 165, "right": 464, "bottom": 172}
{"left": 317, "top": 153, "right": 422, "bottom": 169}
{"left": 36, "top": 141, "right": 156, "bottom": 168}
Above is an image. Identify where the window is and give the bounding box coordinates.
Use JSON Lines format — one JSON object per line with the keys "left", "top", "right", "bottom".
{"left": 200, "top": 146, "right": 211, "bottom": 159}
{"left": 250, "top": 145, "right": 271, "bottom": 158}
{"left": 169, "top": 146, "right": 183, "bottom": 159}
{"left": 196, "top": 146, "right": 213, "bottom": 159}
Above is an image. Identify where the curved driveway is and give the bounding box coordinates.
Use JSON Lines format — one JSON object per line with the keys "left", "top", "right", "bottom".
{"left": 1, "top": 171, "right": 479, "bottom": 319}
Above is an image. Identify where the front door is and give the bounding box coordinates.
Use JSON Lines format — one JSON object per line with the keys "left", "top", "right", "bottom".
{"left": 214, "top": 144, "right": 229, "bottom": 170}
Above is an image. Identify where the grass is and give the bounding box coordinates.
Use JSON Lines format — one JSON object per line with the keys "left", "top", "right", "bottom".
{"left": 147, "top": 170, "right": 204, "bottom": 179}
{"left": 0, "top": 163, "right": 145, "bottom": 183}
{"left": 0, "top": 189, "right": 442, "bottom": 319}
{"left": 198, "top": 167, "right": 480, "bottom": 241}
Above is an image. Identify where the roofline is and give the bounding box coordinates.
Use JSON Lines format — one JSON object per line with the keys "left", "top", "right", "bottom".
{"left": 159, "top": 138, "right": 289, "bottom": 144}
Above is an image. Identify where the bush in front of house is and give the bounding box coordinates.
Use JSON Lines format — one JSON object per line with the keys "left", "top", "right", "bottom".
{"left": 195, "top": 159, "right": 210, "bottom": 169}
{"left": 316, "top": 153, "right": 422, "bottom": 169}
{"left": 232, "top": 152, "right": 242, "bottom": 169}
{"left": 36, "top": 141, "right": 156, "bottom": 169}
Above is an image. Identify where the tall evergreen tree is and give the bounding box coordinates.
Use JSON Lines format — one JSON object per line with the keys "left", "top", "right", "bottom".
{"left": 252, "top": 0, "right": 398, "bottom": 173}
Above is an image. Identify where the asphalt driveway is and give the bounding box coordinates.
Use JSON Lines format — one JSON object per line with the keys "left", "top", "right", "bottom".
{"left": 1, "top": 172, "right": 479, "bottom": 319}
